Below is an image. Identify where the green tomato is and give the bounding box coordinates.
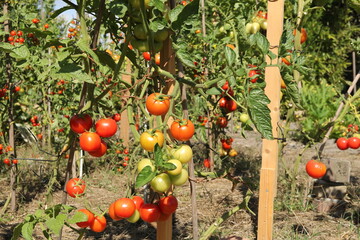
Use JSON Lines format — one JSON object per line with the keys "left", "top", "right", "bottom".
{"left": 137, "top": 158, "right": 155, "bottom": 172}
{"left": 133, "top": 24, "right": 147, "bottom": 40}
{"left": 129, "top": 0, "right": 151, "bottom": 9}
{"left": 251, "top": 22, "right": 260, "bottom": 34}
{"left": 169, "top": 169, "right": 189, "bottom": 186}
{"left": 239, "top": 113, "right": 250, "bottom": 123}
{"left": 245, "top": 23, "right": 253, "bottom": 34}
{"left": 166, "top": 159, "right": 182, "bottom": 176}
{"left": 131, "top": 39, "right": 149, "bottom": 52}
{"left": 171, "top": 144, "right": 193, "bottom": 164}
{"left": 260, "top": 21, "right": 267, "bottom": 30}
{"left": 154, "top": 29, "right": 169, "bottom": 42}
{"left": 127, "top": 209, "right": 140, "bottom": 223}
{"left": 150, "top": 173, "right": 171, "bottom": 193}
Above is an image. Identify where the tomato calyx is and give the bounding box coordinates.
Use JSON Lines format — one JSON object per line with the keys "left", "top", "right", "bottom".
{"left": 174, "top": 118, "right": 191, "bottom": 127}
{"left": 153, "top": 94, "right": 170, "bottom": 102}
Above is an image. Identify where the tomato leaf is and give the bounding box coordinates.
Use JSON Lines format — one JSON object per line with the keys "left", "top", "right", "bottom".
{"left": 224, "top": 46, "right": 236, "bottom": 66}
{"left": 169, "top": 5, "right": 184, "bottom": 23}
{"left": 150, "top": 0, "right": 167, "bottom": 11}
{"left": 162, "top": 162, "right": 176, "bottom": 171}
{"left": 135, "top": 166, "right": 157, "bottom": 188}
{"left": 10, "top": 45, "right": 30, "bottom": 60}
{"left": 21, "top": 222, "right": 34, "bottom": 240}
{"left": 67, "top": 211, "right": 88, "bottom": 224}
{"left": 171, "top": 0, "right": 199, "bottom": 31}
{"left": 247, "top": 88, "right": 273, "bottom": 139}
{"left": 109, "top": 0, "right": 128, "bottom": 18}
{"left": 45, "top": 214, "right": 67, "bottom": 236}
{"left": 206, "top": 87, "right": 222, "bottom": 95}
{"left": 283, "top": 72, "right": 301, "bottom": 108}
{"left": 249, "top": 33, "right": 269, "bottom": 55}
{"left": 154, "top": 143, "right": 164, "bottom": 167}
{"left": 11, "top": 223, "right": 23, "bottom": 240}
{"left": 149, "top": 19, "right": 167, "bottom": 32}
{"left": 50, "top": 6, "right": 74, "bottom": 19}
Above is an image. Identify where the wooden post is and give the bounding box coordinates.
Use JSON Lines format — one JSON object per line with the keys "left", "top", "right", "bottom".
{"left": 257, "top": 0, "right": 284, "bottom": 239}
{"left": 120, "top": 60, "right": 132, "bottom": 148}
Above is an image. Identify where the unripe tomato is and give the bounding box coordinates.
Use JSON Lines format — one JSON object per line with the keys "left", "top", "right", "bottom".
{"left": 139, "top": 203, "right": 161, "bottom": 223}
{"left": 159, "top": 195, "right": 178, "bottom": 215}
{"left": 146, "top": 93, "right": 170, "bottom": 116}
{"left": 305, "top": 160, "right": 327, "bottom": 179}
{"left": 70, "top": 114, "right": 93, "bottom": 134}
{"left": 150, "top": 173, "right": 171, "bottom": 193}
{"left": 154, "top": 29, "right": 169, "bottom": 42}
{"left": 166, "top": 159, "right": 183, "bottom": 175}
{"left": 336, "top": 137, "right": 348, "bottom": 150}
{"left": 89, "top": 215, "right": 106, "bottom": 232}
{"left": 239, "top": 113, "right": 250, "bottom": 123}
{"left": 66, "top": 178, "right": 86, "bottom": 198}
{"left": 76, "top": 209, "right": 95, "bottom": 228}
{"left": 170, "top": 119, "right": 195, "bottom": 141}
{"left": 140, "top": 130, "right": 164, "bottom": 152}
{"left": 79, "top": 132, "right": 101, "bottom": 152}
{"left": 169, "top": 169, "right": 189, "bottom": 186}
{"left": 171, "top": 144, "right": 193, "bottom": 164}
{"left": 126, "top": 209, "right": 140, "bottom": 223}
{"left": 114, "top": 198, "right": 136, "bottom": 219}
{"left": 155, "top": 53, "right": 161, "bottom": 65}
{"left": 137, "top": 158, "right": 155, "bottom": 172}
{"left": 95, "top": 118, "right": 117, "bottom": 138}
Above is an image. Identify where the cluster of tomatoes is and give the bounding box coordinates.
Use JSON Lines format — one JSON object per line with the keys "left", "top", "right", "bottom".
{"left": 216, "top": 81, "right": 237, "bottom": 128}
{"left": 1, "top": 145, "right": 17, "bottom": 166}
{"left": 129, "top": 1, "right": 168, "bottom": 54}
{"left": 49, "top": 79, "right": 67, "bottom": 95}
{"left": 219, "top": 137, "right": 238, "bottom": 157}
{"left": 336, "top": 124, "right": 360, "bottom": 150}
{"left": 245, "top": 11, "right": 267, "bottom": 34}
{"left": 70, "top": 114, "right": 118, "bottom": 157}
{"left": 67, "top": 20, "right": 80, "bottom": 39}
{"left": 197, "top": 116, "right": 208, "bottom": 126}
{"left": 0, "top": 85, "right": 21, "bottom": 99}
{"left": 115, "top": 147, "right": 130, "bottom": 170}
{"left": 7, "top": 30, "right": 25, "bottom": 45}
{"left": 30, "top": 115, "right": 40, "bottom": 127}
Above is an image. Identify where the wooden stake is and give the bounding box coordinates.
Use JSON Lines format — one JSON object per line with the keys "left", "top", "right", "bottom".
{"left": 257, "top": 0, "right": 284, "bottom": 239}
{"left": 120, "top": 60, "right": 132, "bottom": 148}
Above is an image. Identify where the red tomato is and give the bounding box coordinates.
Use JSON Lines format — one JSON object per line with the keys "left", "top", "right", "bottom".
{"left": 248, "top": 69, "right": 260, "bottom": 83}
{"left": 32, "top": 18, "right": 40, "bottom": 24}
{"left": 216, "top": 117, "right": 228, "bottom": 128}
{"left": 155, "top": 53, "right": 161, "bottom": 65}
{"left": 108, "top": 202, "right": 122, "bottom": 221}
{"left": 305, "top": 160, "right": 327, "bottom": 179}
{"left": 222, "top": 81, "right": 229, "bottom": 90}
{"left": 12, "top": 159, "right": 18, "bottom": 164}
{"left": 88, "top": 140, "right": 107, "bottom": 157}
{"left": 18, "top": 38, "right": 25, "bottom": 43}
{"left": 203, "top": 159, "right": 211, "bottom": 168}
{"left": 227, "top": 88, "right": 235, "bottom": 97}
{"left": 76, "top": 209, "right": 95, "bottom": 228}
{"left": 95, "top": 118, "right": 117, "bottom": 138}
{"left": 139, "top": 203, "right": 161, "bottom": 223}
{"left": 70, "top": 114, "right": 93, "bottom": 134}
{"left": 170, "top": 119, "right": 195, "bottom": 141}
{"left": 146, "top": 93, "right": 170, "bottom": 116}
{"left": 123, "top": 149, "right": 129, "bottom": 154}
{"left": 66, "top": 178, "right": 86, "bottom": 198}
{"left": 222, "top": 141, "right": 232, "bottom": 150}
{"left": 112, "top": 113, "right": 121, "bottom": 122}
{"left": 336, "top": 137, "right": 348, "bottom": 150}
{"left": 293, "top": 28, "right": 307, "bottom": 44}
{"left": 218, "top": 97, "right": 227, "bottom": 108}
{"left": 8, "top": 36, "right": 14, "bottom": 42}
{"left": 79, "top": 132, "right": 101, "bottom": 152}
{"left": 159, "top": 195, "right": 178, "bottom": 215}
{"left": 17, "top": 30, "right": 23, "bottom": 36}
{"left": 44, "top": 23, "right": 49, "bottom": 29}
{"left": 10, "top": 30, "right": 17, "bottom": 36}
{"left": 225, "top": 99, "right": 237, "bottom": 112}
{"left": 114, "top": 198, "right": 136, "bottom": 219}
{"left": 347, "top": 137, "right": 360, "bottom": 149}
{"left": 132, "top": 196, "right": 144, "bottom": 210}
{"left": 90, "top": 215, "right": 106, "bottom": 232}
{"left": 143, "top": 52, "right": 151, "bottom": 61}
{"left": 3, "top": 158, "right": 10, "bottom": 166}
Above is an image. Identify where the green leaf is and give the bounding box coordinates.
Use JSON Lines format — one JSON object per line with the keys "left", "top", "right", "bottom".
{"left": 135, "top": 166, "right": 157, "bottom": 188}
{"left": 10, "top": 45, "right": 30, "bottom": 59}
{"left": 162, "top": 162, "right": 176, "bottom": 171}
{"left": 45, "top": 214, "right": 67, "bottom": 236}
{"left": 250, "top": 33, "right": 269, "bottom": 55}
{"left": 169, "top": 5, "right": 184, "bottom": 23}
{"left": 171, "top": 0, "right": 200, "bottom": 30}
{"left": 225, "top": 46, "right": 236, "bottom": 66}
{"left": 176, "top": 47, "right": 196, "bottom": 68}
{"left": 206, "top": 87, "right": 222, "bottom": 95}
{"left": 247, "top": 88, "right": 273, "bottom": 139}
{"left": 67, "top": 211, "right": 88, "bottom": 224}
{"left": 34, "top": 209, "right": 45, "bottom": 218}
{"left": 50, "top": 6, "right": 75, "bottom": 19}
{"left": 154, "top": 143, "right": 163, "bottom": 167}
{"left": 149, "top": 19, "right": 167, "bottom": 32}
{"left": 11, "top": 223, "right": 23, "bottom": 240}
{"left": 109, "top": 0, "right": 128, "bottom": 18}
{"left": 150, "top": 0, "right": 166, "bottom": 11}
{"left": 21, "top": 222, "right": 34, "bottom": 240}
{"left": 94, "top": 50, "right": 116, "bottom": 71}
{"left": 283, "top": 73, "right": 301, "bottom": 108}
{"left": 56, "top": 50, "right": 72, "bottom": 61}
